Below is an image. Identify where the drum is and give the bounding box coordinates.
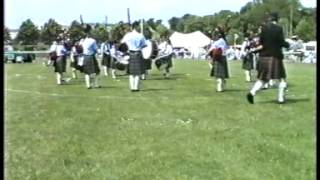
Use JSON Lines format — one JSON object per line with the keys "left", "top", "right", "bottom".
{"left": 118, "top": 43, "right": 128, "bottom": 53}
{"left": 114, "top": 55, "right": 129, "bottom": 71}
{"left": 142, "top": 40, "right": 158, "bottom": 59}
{"left": 155, "top": 55, "right": 170, "bottom": 70}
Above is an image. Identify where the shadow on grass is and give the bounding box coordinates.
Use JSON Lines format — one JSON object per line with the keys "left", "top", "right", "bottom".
{"left": 260, "top": 98, "right": 310, "bottom": 104}
{"left": 141, "top": 88, "right": 173, "bottom": 92}
{"left": 223, "top": 89, "right": 246, "bottom": 92}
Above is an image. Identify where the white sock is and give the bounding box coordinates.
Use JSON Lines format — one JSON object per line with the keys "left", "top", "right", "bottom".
{"left": 134, "top": 75, "right": 140, "bottom": 90}
{"left": 278, "top": 80, "right": 287, "bottom": 102}
{"left": 72, "top": 70, "right": 77, "bottom": 79}
{"left": 129, "top": 75, "right": 135, "bottom": 90}
{"left": 216, "top": 78, "right": 223, "bottom": 92}
{"left": 56, "top": 73, "right": 61, "bottom": 84}
{"left": 141, "top": 74, "right": 146, "bottom": 80}
{"left": 250, "top": 80, "right": 264, "bottom": 96}
{"left": 111, "top": 69, "right": 116, "bottom": 79}
{"left": 245, "top": 70, "right": 251, "bottom": 81}
{"left": 85, "top": 74, "right": 91, "bottom": 88}
{"left": 103, "top": 66, "right": 108, "bottom": 76}
{"left": 269, "top": 79, "right": 274, "bottom": 86}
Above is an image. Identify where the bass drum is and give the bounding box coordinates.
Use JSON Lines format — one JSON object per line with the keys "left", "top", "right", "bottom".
{"left": 142, "top": 40, "right": 158, "bottom": 59}
{"left": 114, "top": 55, "right": 129, "bottom": 71}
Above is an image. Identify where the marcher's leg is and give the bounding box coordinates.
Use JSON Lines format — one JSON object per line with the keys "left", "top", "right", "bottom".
{"left": 278, "top": 78, "right": 287, "bottom": 103}
{"left": 245, "top": 70, "right": 251, "bottom": 82}
{"left": 56, "top": 73, "right": 62, "bottom": 85}
{"left": 216, "top": 78, "right": 223, "bottom": 92}
{"left": 85, "top": 74, "right": 91, "bottom": 88}
{"left": 129, "top": 75, "right": 135, "bottom": 90}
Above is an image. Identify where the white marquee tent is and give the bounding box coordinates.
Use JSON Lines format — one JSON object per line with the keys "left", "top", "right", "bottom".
{"left": 169, "top": 31, "right": 211, "bottom": 59}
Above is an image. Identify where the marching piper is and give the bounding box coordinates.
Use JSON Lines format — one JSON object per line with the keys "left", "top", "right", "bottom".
{"left": 246, "top": 12, "right": 290, "bottom": 104}
{"left": 79, "top": 24, "right": 101, "bottom": 89}
{"left": 121, "top": 21, "right": 147, "bottom": 92}
{"left": 208, "top": 27, "right": 230, "bottom": 92}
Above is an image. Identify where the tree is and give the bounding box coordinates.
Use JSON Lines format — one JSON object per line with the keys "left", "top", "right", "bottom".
{"left": 68, "top": 20, "right": 86, "bottom": 43}
{"left": 90, "top": 24, "right": 109, "bottom": 43}
{"left": 40, "top": 19, "right": 63, "bottom": 44}
{"left": 109, "top": 22, "right": 131, "bottom": 43}
{"left": 168, "top": 17, "right": 180, "bottom": 31}
{"left": 294, "top": 18, "right": 315, "bottom": 41}
{"left": 15, "top": 19, "right": 40, "bottom": 45}
{"left": 4, "top": 26, "right": 11, "bottom": 42}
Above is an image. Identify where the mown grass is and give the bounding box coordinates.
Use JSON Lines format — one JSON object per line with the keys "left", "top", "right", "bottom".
{"left": 5, "top": 59, "right": 316, "bottom": 180}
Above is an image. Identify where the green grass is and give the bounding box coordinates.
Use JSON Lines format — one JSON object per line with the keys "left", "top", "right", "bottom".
{"left": 5, "top": 59, "right": 316, "bottom": 180}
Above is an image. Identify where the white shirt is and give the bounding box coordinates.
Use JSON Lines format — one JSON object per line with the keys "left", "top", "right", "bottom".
{"left": 208, "top": 38, "right": 228, "bottom": 56}
{"left": 55, "top": 44, "right": 67, "bottom": 56}
{"left": 49, "top": 42, "right": 57, "bottom": 53}
{"left": 158, "top": 41, "right": 173, "bottom": 55}
{"left": 80, "top": 37, "right": 98, "bottom": 56}
{"left": 101, "top": 42, "right": 111, "bottom": 55}
{"left": 121, "top": 30, "right": 147, "bottom": 51}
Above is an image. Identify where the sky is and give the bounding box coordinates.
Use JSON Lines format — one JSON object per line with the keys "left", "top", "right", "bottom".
{"left": 5, "top": 0, "right": 317, "bottom": 29}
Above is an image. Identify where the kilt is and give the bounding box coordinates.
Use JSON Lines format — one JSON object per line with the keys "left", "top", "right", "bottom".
{"left": 210, "top": 56, "right": 229, "bottom": 78}
{"left": 155, "top": 55, "right": 173, "bottom": 70}
{"left": 242, "top": 53, "right": 254, "bottom": 70}
{"left": 257, "top": 56, "right": 286, "bottom": 81}
{"left": 145, "top": 59, "right": 152, "bottom": 70}
{"left": 101, "top": 54, "right": 116, "bottom": 68}
{"left": 54, "top": 56, "right": 67, "bottom": 73}
{"left": 83, "top": 55, "right": 100, "bottom": 75}
{"left": 128, "top": 51, "right": 145, "bottom": 75}
{"left": 70, "top": 55, "right": 83, "bottom": 72}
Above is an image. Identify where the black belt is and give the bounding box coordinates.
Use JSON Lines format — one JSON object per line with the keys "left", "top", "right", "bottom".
{"left": 129, "top": 50, "right": 141, "bottom": 53}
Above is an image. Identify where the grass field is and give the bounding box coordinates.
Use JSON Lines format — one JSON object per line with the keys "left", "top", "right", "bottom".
{"left": 5, "top": 59, "right": 316, "bottom": 180}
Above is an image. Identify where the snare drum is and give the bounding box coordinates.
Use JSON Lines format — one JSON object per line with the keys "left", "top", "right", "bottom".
{"left": 114, "top": 55, "right": 129, "bottom": 71}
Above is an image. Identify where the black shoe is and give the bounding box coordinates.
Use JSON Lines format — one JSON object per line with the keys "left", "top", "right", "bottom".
{"left": 87, "top": 87, "right": 93, "bottom": 89}
{"left": 246, "top": 93, "right": 254, "bottom": 104}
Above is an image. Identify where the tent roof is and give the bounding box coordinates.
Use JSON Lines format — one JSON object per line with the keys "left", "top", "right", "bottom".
{"left": 169, "top": 31, "right": 211, "bottom": 48}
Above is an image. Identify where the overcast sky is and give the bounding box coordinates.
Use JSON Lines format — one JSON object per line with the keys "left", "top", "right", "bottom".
{"left": 5, "top": 0, "right": 316, "bottom": 29}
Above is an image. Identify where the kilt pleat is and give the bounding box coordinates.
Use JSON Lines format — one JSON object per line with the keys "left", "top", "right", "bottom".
{"left": 257, "top": 56, "right": 286, "bottom": 81}
{"left": 242, "top": 53, "right": 254, "bottom": 70}
{"left": 101, "top": 54, "right": 116, "bottom": 68}
{"left": 128, "top": 51, "right": 145, "bottom": 75}
{"left": 210, "top": 56, "right": 229, "bottom": 78}
{"left": 83, "top": 55, "right": 100, "bottom": 75}
{"left": 54, "top": 56, "right": 67, "bottom": 73}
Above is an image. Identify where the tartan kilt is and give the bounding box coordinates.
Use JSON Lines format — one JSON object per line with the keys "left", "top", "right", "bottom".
{"left": 70, "top": 56, "right": 83, "bottom": 72}
{"left": 210, "top": 56, "right": 229, "bottom": 78}
{"left": 83, "top": 55, "right": 100, "bottom": 75}
{"left": 101, "top": 54, "right": 116, "bottom": 68}
{"left": 128, "top": 51, "right": 145, "bottom": 75}
{"left": 257, "top": 56, "right": 286, "bottom": 81}
{"left": 54, "top": 56, "right": 67, "bottom": 73}
{"left": 242, "top": 53, "right": 254, "bottom": 70}
{"left": 144, "top": 59, "right": 152, "bottom": 70}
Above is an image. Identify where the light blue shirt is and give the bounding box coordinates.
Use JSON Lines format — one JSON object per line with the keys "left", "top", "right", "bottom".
{"left": 101, "top": 42, "right": 111, "bottom": 55}
{"left": 209, "top": 38, "right": 229, "bottom": 56}
{"left": 80, "top": 37, "right": 98, "bottom": 55}
{"left": 121, "top": 30, "right": 147, "bottom": 51}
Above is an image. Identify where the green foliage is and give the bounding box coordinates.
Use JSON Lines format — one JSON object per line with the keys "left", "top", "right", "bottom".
{"left": 109, "top": 22, "right": 131, "bottom": 43}
{"left": 294, "top": 17, "right": 316, "bottom": 41}
{"left": 90, "top": 24, "right": 109, "bottom": 44}
{"left": 15, "top": 19, "right": 40, "bottom": 45}
{"left": 68, "top": 20, "right": 86, "bottom": 43}
{"left": 40, "top": 19, "right": 63, "bottom": 45}
{"left": 4, "top": 26, "right": 11, "bottom": 42}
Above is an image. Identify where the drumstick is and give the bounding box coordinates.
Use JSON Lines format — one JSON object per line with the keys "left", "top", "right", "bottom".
{"left": 80, "top": 15, "right": 84, "bottom": 25}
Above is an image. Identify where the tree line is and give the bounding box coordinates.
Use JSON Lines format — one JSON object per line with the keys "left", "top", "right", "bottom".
{"left": 4, "top": 0, "right": 315, "bottom": 48}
